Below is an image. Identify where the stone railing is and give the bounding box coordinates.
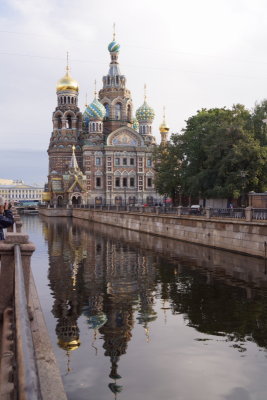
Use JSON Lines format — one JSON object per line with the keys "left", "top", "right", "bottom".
{"left": 0, "top": 208, "right": 67, "bottom": 400}
{"left": 43, "top": 204, "right": 267, "bottom": 222}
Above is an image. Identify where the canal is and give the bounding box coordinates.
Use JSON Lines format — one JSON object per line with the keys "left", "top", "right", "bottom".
{"left": 22, "top": 215, "right": 267, "bottom": 400}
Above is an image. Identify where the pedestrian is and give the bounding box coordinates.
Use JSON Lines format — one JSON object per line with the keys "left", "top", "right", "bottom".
{"left": 0, "top": 197, "right": 14, "bottom": 240}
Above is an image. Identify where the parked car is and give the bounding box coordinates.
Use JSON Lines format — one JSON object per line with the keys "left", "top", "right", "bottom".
{"left": 190, "top": 205, "right": 202, "bottom": 215}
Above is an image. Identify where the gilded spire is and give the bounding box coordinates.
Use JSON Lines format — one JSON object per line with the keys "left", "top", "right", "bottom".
{"left": 66, "top": 51, "right": 70, "bottom": 74}
{"left": 85, "top": 92, "right": 88, "bottom": 107}
{"left": 113, "top": 22, "right": 116, "bottom": 41}
{"left": 159, "top": 106, "right": 170, "bottom": 145}
{"left": 144, "top": 84, "right": 147, "bottom": 102}
{"left": 163, "top": 106, "right": 166, "bottom": 124}
{"left": 94, "top": 79, "right": 97, "bottom": 98}
{"left": 56, "top": 52, "right": 79, "bottom": 92}
{"left": 159, "top": 107, "right": 169, "bottom": 133}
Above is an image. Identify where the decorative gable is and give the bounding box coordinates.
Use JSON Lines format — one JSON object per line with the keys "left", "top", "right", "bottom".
{"left": 107, "top": 126, "right": 145, "bottom": 147}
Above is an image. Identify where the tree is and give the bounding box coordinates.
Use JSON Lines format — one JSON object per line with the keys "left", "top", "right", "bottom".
{"left": 178, "top": 105, "right": 267, "bottom": 199}
{"left": 153, "top": 136, "right": 183, "bottom": 205}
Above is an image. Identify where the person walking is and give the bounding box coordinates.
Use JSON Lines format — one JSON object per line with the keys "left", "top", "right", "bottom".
{"left": 0, "top": 197, "right": 14, "bottom": 240}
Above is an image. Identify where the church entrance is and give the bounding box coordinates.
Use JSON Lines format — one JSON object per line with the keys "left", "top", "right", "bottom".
{"left": 72, "top": 196, "right": 82, "bottom": 206}
{"left": 57, "top": 196, "right": 63, "bottom": 207}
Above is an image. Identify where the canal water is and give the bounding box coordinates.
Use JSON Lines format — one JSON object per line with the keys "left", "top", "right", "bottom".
{"left": 22, "top": 215, "right": 267, "bottom": 400}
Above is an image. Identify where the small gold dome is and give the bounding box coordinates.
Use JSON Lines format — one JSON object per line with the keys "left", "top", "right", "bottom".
{"left": 56, "top": 68, "right": 79, "bottom": 92}
{"left": 159, "top": 121, "right": 170, "bottom": 133}
{"left": 159, "top": 107, "right": 170, "bottom": 133}
{"left": 57, "top": 338, "right": 81, "bottom": 351}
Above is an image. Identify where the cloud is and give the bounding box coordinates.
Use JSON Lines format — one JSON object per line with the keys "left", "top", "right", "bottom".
{"left": 1, "top": 0, "right": 267, "bottom": 151}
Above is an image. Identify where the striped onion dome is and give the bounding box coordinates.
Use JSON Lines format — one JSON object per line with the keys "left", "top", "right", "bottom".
{"left": 108, "top": 40, "right": 120, "bottom": 53}
{"left": 136, "top": 101, "right": 155, "bottom": 123}
{"left": 132, "top": 118, "right": 139, "bottom": 131}
{"left": 83, "top": 98, "right": 106, "bottom": 121}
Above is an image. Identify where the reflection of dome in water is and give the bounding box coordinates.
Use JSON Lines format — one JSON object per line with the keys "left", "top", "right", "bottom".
{"left": 58, "top": 338, "right": 80, "bottom": 351}
{"left": 56, "top": 319, "right": 80, "bottom": 351}
{"left": 137, "top": 311, "right": 157, "bottom": 324}
{"left": 83, "top": 311, "right": 108, "bottom": 330}
{"left": 108, "top": 382, "right": 123, "bottom": 394}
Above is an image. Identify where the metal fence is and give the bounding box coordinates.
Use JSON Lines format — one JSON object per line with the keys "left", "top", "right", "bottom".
{"left": 253, "top": 209, "right": 267, "bottom": 220}
{"left": 210, "top": 208, "right": 246, "bottom": 219}
{"left": 40, "top": 204, "right": 267, "bottom": 221}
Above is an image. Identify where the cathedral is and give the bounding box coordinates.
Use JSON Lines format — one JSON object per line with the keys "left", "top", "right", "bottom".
{"left": 46, "top": 33, "right": 170, "bottom": 206}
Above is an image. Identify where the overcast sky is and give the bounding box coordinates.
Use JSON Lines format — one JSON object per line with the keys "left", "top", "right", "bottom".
{"left": 1, "top": 0, "right": 267, "bottom": 153}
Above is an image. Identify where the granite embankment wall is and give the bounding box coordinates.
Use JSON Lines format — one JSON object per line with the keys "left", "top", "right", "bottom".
{"left": 38, "top": 208, "right": 267, "bottom": 258}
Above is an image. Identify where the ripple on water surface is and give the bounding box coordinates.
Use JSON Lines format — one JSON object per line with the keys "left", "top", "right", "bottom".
{"left": 22, "top": 215, "right": 267, "bottom": 400}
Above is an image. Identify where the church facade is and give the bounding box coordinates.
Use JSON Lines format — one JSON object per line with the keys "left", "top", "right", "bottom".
{"left": 46, "top": 35, "right": 169, "bottom": 206}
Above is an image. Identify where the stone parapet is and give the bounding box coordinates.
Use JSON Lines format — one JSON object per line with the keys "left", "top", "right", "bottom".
{"left": 40, "top": 207, "right": 267, "bottom": 258}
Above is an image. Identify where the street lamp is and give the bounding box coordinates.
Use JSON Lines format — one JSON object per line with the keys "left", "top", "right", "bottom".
{"left": 164, "top": 194, "right": 167, "bottom": 212}
{"left": 240, "top": 170, "right": 247, "bottom": 207}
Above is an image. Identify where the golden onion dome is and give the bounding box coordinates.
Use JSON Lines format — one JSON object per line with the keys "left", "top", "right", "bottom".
{"left": 159, "top": 121, "right": 170, "bottom": 133}
{"left": 56, "top": 67, "right": 79, "bottom": 92}
{"left": 57, "top": 338, "right": 81, "bottom": 351}
{"left": 159, "top": 107, "right": 170, "bottom": 133}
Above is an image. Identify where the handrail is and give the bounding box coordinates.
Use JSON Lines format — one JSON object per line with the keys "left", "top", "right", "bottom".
{"left": 14, "top": 244, "right": 41, "bottom": 399}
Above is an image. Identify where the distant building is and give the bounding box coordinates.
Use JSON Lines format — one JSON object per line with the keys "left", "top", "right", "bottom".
{"left": 0, "top": 182, "right": 43, "bottom": 202}
{"left": 0, "top": 179, "right": 23, "bottom": 185}
{"left": 46, "top": 32, "right": 169, "bottom": 206}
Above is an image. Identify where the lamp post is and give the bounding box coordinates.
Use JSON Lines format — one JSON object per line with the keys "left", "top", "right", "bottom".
{"left": 240, "top": 170, "right": 247, "bottom": 207}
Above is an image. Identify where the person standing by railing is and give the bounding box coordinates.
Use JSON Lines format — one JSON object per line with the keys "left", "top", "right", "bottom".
{"left": 0, "top": 197, "right": 14, "bottom": 240}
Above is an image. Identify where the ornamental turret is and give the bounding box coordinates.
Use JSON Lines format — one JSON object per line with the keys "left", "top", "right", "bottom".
{"left": 136, "top": 85, "right": 155, "bottom": 144}
{"left": 83, "top": 82, "right": 106, "bottom": 145}
{"left": 83, "top": 82, "right": 106, "bottom": 135}
{"left": 99, "top": 26, "right": 133, "bottom": 134}
{"left": 159, "top": 107, "right": 170, "bottom": 145}
{"left": 56, "top": 53, "right": 79, "bottom": 109}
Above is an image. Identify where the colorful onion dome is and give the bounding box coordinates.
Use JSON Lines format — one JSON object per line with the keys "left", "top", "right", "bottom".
{"left": 56, "top": 68, "right": 79, "bottom": 92}
{"left": 136, "top": 101, "right": 155, "bottom": 123}
{"left": 83, "top": 98, "right": 106, "bottom": 121}
{"left": 132, "top": 118, "right": 139, "bottom": 131}
{"left": 108, "top": 40, "right": 120, "bottom": 53}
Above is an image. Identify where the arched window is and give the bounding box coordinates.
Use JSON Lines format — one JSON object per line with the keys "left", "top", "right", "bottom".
{"left": 116, "top": 76, "right": 119, "bottom": 85}
{"left": 107, "top": 76, "right": 110, "bottom": 85}
{"left": 115, "top": 103, "right": 122, "bottom": 120}
{"left": 127, "top": 104, "right": 131, "bottom": 121}
{"left": 92, "top": 122, "right": 95, "bottom": 131}
{"left": 104, "top": 103, "right": 110, "bottom": 118}
{"left": 64, "top": 97, "right": 66, "bottom": 104}
{"left": 71, "top": 97, "right": 73, "bottom": 104}
{"left": 66, "top": 116, "right": 72, "bottom": 129}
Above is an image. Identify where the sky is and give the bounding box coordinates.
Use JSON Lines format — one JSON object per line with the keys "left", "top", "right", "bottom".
{"left": 1, "top": 0, "right": 267, "bottom": 183}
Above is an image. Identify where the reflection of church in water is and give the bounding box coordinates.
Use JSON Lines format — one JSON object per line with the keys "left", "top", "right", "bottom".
{"left": 44, "top": 219, "right": 158, "bottom": 395}
{"left": 45, "top": 29, "right": 170, "bottom": 206}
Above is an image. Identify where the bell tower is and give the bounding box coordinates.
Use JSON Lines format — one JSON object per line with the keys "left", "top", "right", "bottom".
{"left": 48, "top": 54, "right": 83, "bottom": 176}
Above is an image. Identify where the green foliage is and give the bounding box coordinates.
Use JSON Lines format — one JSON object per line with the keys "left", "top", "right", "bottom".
{"left": 153, "top": 139, "right": 183, "bottom": 205}
{"left": 154, "top": 103, "right": 267, "bottom": 200}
